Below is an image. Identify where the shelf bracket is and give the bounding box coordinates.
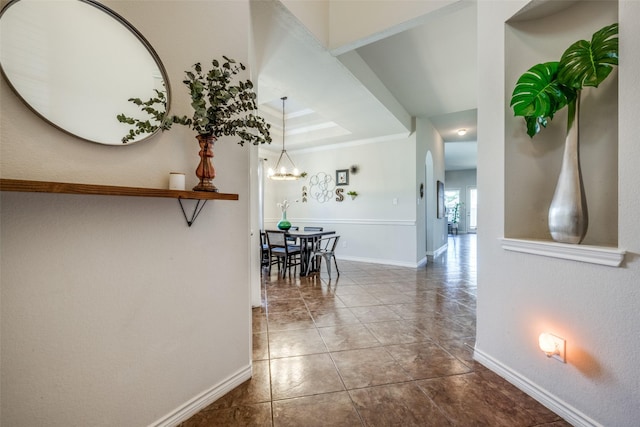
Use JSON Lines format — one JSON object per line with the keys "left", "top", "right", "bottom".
{"left": 178, "top": 198, "right": 208, "bottom": 227}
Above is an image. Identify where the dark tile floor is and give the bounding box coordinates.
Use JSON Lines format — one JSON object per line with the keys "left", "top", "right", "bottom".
{"left": 182, "top": 234, "right": 570, "bottom": 426}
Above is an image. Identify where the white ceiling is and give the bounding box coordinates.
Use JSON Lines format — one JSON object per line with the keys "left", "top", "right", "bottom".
{"left": 253, "top": 0, "right": 478, "bottom": 171}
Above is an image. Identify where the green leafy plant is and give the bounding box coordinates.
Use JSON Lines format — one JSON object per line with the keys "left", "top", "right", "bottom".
{"left": 117, "top": 89, "right": 167, "bottom": 143}
{"left": 451, "top": 202, "right": 462, "bottom": 224}
{"left": 119, "top": 56, "right": 271, "bottom": 145}
{"left": 510, "top": 23, "right": 618, "bottom": 137}
{"left": 346, "top": 191, "right": 358, "bottom": 196}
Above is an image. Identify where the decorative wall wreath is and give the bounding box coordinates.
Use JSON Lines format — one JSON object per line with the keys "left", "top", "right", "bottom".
{"left": 309, "top": 172, "right": 335, "bottom": 203}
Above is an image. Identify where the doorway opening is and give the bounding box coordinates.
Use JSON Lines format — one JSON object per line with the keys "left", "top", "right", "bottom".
{"left": 468, "top": 186, "right": 477, "bottom": 233}
{"left": 445, "top": 189, "right": 460, "bottom": 234}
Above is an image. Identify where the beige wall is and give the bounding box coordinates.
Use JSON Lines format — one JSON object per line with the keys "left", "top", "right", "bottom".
{"left": 4, "top": 1, "right": 638, "bottom": 426}
{"left": 1, "top": 1, "right": 254, "bottom": 425}
{"left": 476, "top": 1, "right": 640, "bottom": 426}
{"left": 327, "top": 0, "right": 458, "bottom": 53}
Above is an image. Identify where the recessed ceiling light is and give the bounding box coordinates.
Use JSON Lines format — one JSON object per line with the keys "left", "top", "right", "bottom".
{"left": 457, "top": 129, "right": 467, "bottom": 136}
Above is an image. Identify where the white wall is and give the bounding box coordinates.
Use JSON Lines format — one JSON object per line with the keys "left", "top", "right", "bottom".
{"left": 416, "top": 117, "right": 447, "bottom": 257}
{"left": 261, "top": 134, "right": 422, "bottom": 266}
{"left": 1, "top": 1, "right": 255, "bottom": 425}
{"left": 260, "top": 116, "right": 448, "bottom": 267}
{"left": 476, "top": 1, "right": 640, "bottom": 426}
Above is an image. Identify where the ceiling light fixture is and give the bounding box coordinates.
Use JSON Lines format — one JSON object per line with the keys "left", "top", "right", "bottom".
{"left": 268, "top": 96, "right": 300, "bottom": 180}
{"left": 457, "top": 128, "right": 467, "bottom": 136}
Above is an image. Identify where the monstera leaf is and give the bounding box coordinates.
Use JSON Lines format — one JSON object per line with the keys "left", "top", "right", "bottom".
{"left": 510, "top": 23, "right": 618, "bottom": 138}
{"left": 510, "top": 62, "right": 576, "bottom": 137}
{"left": 558, "top": 23, "right": 619, "bottom": 89}
{"left": 511, "top": 62, "right": 574, "bottom": 118}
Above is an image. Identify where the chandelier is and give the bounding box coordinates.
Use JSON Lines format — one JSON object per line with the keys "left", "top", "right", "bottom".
{"left": 268, "top": 96, "right": 301, "bottom": 180}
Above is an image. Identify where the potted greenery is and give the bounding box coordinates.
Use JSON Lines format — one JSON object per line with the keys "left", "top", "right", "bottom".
{"left": 346, "top": 190, "right": 358, "bottom": 200}
{"left": 451, "top": 202, "right": 462, "bottom": 230}
{"left": 119, "top": 56, "right": 272, "bottom": 191}
{"left": 510, "top": 23, "right": 618, "bottom": 243}
{"left": 117, "top": 88, "right": 168, "bottom": 144}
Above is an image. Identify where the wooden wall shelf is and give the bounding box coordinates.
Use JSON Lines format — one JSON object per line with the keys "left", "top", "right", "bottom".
{"left": 0, "top": 178, "right": 238, "bottom": 200}
{"left": 0, "top": 178, "right": 238, "bottom": 227}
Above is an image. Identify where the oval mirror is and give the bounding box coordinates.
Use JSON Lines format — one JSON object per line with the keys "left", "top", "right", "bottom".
{"left": 0, "top": 0, "right": 170, "bottom": 145}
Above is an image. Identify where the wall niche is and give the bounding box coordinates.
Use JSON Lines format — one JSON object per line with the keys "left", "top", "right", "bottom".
{"left": 504, "top": 0, "right": 618, "bottom": 247}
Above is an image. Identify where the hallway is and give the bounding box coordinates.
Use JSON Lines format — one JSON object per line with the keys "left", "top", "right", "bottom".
{"left": 182, "top": 235, "right": 569, "bottom": 426}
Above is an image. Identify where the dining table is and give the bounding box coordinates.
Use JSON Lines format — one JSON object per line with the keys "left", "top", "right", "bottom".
{"left": 268, "top": 229, "right": 335, "bottom": 276}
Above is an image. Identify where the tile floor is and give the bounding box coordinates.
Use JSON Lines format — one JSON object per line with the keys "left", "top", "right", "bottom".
{"left": 181, "top": 234, "right": 570, "bottom": 426}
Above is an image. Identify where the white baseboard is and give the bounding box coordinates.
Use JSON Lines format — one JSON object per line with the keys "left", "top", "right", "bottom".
{"left": 427, "top": 243, "right": 448, "bottom": 258}
{"left": 149, "top": 364, "right": 252, "bottom": 427}
{"left": 473, "top": 348, "right": 602, "bottom": 427}
{"left": 337, "top": 255, "right": 421, "bottom": 268}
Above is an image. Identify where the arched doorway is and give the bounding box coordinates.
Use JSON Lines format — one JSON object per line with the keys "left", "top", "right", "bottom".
{"left": 425, "top": 151, "right": 435, "bottom": 257}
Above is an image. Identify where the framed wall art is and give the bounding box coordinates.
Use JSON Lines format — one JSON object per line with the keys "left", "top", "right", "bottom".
{"left": 336, "top": 169, "right": 349, "bottom": 186}
{"left": 437, "top": 180, "right": 445, "bottom": 219}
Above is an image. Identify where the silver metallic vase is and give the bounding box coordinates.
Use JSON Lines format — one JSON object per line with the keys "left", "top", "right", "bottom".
{"left": 548, "top": 95, "right": 588, "bottom": 244}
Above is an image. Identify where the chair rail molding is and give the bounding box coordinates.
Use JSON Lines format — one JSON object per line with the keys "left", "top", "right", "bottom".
{"left": 266, "top": 217, "right": 416, "bottom": 227}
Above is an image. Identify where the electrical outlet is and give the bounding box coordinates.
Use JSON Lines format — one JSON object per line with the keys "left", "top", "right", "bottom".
{"left": 551, "top": 337, "right": 566, "bottom": 363}
{"left": 342, "top": 241, "right": 347, "bottom": 248}
{"left": 392, "top": 198, "right": 398, "bottom": 205}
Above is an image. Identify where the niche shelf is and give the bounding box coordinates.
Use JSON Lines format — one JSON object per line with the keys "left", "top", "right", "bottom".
{"left": 501, "top": 238, "right": 625, "bottom": 268}
{"left": 0, "top": 178, "right": 238, "bottom": 227}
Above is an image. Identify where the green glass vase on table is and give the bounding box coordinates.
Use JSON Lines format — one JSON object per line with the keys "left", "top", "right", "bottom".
{"left": 276, "top": 199, "right": 292, "bottom": 230}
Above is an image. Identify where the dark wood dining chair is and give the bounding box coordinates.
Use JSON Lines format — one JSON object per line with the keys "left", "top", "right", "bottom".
{"left": 306, "top": 235, "right": 340, "bottom": 278}
{"left": 260, "top": 231, "right": 270, "bottom": 267}
{"left": 266, "top": 230, "right": 301, "bottom": 276}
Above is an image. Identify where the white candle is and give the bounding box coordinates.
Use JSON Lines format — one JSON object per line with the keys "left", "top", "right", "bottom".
{"left": 169, "top": 172, "right": 185, "bottom": 190}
